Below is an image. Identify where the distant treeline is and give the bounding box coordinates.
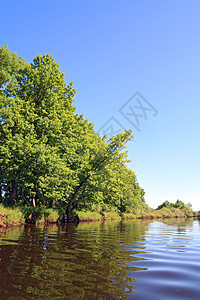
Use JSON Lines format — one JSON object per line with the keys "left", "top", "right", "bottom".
{"left": 147, "top": 200, "right": 194, "bottom": 219}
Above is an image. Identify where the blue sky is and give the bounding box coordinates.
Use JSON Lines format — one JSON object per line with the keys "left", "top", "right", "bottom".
{"left": 1, "top": 0, "right": 200, "bottom": 210}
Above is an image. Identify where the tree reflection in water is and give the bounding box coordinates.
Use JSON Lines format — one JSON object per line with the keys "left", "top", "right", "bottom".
{"left": 0, "top": 219, "right": 200, "bottom": 299}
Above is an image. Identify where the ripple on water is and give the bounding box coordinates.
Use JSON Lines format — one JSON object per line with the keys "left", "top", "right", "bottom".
{"left": 125, "top": 220, "right": 200, "bottom": 299}
{"left": 0, "top": 219, "right": 200, "bottom": 299}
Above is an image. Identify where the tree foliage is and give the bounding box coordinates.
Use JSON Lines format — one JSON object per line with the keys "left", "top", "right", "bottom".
{"left": 156, "top": 200, "right": 193, "bottom": 218}
{"left": 0, "top": 46, "right": 146, "bottom": 221}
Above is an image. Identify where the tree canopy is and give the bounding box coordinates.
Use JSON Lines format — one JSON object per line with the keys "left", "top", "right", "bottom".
{"left": 0, "top": 46, "right": 146, "bottom": 221}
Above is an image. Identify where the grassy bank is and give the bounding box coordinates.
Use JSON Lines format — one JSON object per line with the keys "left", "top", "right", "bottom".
{"left": 0, "top": 205, "right": 24, "bottom": 226}
{"left": 0, "top": 204, "right": 59, "bottom": 227}
{"left": 76, "top": 207, "right": 195, "bottom": 221}
{"left": 0, "top": 204, "right": 197, "bottom": 227}
{"left": 77, "top": 211, "right": 121, "bottom": 221}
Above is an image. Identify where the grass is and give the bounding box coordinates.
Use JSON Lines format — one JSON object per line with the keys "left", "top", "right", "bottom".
{"left": 76, "top": 211, "right": 102, "bottom": 221}
{"left": 76, "top": 210, "right": 122, "bottom": 221}
{"left": 122, "top": 213, "right": 140, "bottom": 220}
{"left": 0, "top": 204, "right": 59, "bottom": 226}
{"left": 103, "top": 211, "right": 121, "bottom": 220}
{"left": 0, "top": 203, "right": 195, "bottom": 227}
{"left": 37, "top": 208, "right": 59, "bottom": 224}
{"left": 0, "top": 204, "right": 24, "bottom": 226}
{"left": 138, "top": 206, "right": 194, "bottom": 219}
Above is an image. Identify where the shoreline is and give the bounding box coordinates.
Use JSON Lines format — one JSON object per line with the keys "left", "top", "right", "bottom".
{"left": 0, "top": 209, "right": 196, "bottom": 228}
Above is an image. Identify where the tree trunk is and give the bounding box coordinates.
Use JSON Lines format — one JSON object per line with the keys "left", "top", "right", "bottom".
{"left": 33, "top": 194, "right": 36, "bottom": 207}
{"left": 65, "top": 199, "right": 72, "bottom": 223}
{"left": 9, "top": 180, "right": 18, "bottom": 205}
{"left": 0, "top": 183, "right": 2, "bottom": 203}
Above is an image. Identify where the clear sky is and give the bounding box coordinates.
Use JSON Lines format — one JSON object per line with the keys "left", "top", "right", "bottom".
{"left": 1, "top": 0, "right": 200, "bottom": 210}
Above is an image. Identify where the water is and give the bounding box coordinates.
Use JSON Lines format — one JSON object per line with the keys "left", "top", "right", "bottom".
{"left": 0, "top": 218, "right": 200, "bottom": 299}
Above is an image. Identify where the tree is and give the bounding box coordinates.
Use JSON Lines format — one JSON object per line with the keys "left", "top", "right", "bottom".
{"left": 0, "top": 47, "right": 77, "bottom": 206}
{"left": 62, "top": 130, "right": 135, "bottom": 221}
{"left": 156, "top": 200, "right": 173, "bottom": 210}
{"left": 0, "top": 45, "right": 28, "bottom": 204}
{"left": 173, "top": 199, "right": 184, "bottom": 209}
{"left": 0, "top": 46, "right": 146, "bottom": 222}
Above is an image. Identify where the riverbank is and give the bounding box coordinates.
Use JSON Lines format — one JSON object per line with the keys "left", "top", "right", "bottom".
{"left": 0, "top": 205, "right": 59, "bottom": 227}
{"left": 0, "top": 204, "right": 197, "bottom": 227}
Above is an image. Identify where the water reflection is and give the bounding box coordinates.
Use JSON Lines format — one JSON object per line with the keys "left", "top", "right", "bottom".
{"left": 0, "top": 219, "right": 200, "bottom": 299}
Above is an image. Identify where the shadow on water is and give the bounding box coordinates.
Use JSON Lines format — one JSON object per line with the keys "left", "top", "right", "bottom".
{"left": 0, "top": 218, "right": 200, "bottom": 299}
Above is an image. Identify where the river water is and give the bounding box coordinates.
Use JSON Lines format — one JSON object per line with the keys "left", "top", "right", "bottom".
{"left": 0, "top": 218, "right": 200, "bottom": 299}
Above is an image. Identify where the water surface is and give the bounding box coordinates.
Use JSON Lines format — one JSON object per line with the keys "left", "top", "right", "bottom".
{"left": 0, "top": 218, "right": 200, "bottom": 299}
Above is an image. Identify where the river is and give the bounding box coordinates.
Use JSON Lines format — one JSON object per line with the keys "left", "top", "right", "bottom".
{"left": 0, "top": 218, "right": 200, "bottom": 299}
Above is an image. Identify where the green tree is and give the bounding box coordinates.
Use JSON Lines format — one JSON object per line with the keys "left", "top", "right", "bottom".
{"left": 62, "top": 130, "right": 134, "bottom": 221}
{"left": 0, "top": 46, "right": 146, "bottom": 222}
{"left": 156, "top": 200, "right": 173, "bottom": 210}
{"left": 0, "top": 47, "right": 77, "bottom": 206}
{"left": 0, "top": 46, "right": 28, "bottom": 204}
{"left": 173, "top": 199, "right": 184, "bottom": 209}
